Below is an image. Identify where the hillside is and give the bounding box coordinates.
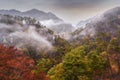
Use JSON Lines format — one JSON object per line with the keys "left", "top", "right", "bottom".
{"left": 71, "top": 7, "right": 120, "bottom": 41}
{"left": 0, "top": 14, "right": 56, "bottom": 51}
{"left": 0, "top": 9, "right": 75, "bottom": 36}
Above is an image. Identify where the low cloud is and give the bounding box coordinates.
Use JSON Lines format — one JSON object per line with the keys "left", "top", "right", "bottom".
{"left": 0, "top": 23, "right": 53, "bottom": 51}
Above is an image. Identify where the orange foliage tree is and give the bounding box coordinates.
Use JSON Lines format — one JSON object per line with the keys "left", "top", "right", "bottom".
{"left": 0, "top": 45, "right": 48, "bottom": 80}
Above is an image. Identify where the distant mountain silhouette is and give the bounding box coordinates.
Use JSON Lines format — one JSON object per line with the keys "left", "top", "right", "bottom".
{"left": 0, "top": 9, "right": 62, "bottom": 21}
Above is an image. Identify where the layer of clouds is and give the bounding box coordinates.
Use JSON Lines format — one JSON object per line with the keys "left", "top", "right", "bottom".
{"left": 53, "top": 0, "right": 105, "bottom": 8}
{"left": 0, "top": 0, "right": 119, "bottom": 9}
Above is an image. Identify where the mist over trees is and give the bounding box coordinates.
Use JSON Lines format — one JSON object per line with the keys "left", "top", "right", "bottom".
{"left": 1, "top": 7, "right": 120, "bottom": 80}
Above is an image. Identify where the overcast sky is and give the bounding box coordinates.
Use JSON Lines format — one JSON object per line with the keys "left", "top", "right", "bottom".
{"left": 0, "top": 0, "right": 120, "bottom": 24}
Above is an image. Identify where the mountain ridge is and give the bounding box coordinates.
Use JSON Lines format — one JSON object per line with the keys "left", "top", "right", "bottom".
{"left": 0, "top": 9, "right": 63, "bottom": 21}
{"left": 71, "top": 6, "right": 120, "bottom": 41}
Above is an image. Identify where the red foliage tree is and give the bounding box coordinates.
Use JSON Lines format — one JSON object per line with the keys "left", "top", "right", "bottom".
{"left": 0, "top": 45, "right": 48, "bottom": 80}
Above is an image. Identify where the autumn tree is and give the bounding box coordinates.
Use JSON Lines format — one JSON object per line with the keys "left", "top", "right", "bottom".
{"left": 48, "top": 46, "right": 108, "bottom": 80}
{"left": 0, "top": 45, "right": 48, "bottom": 80}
